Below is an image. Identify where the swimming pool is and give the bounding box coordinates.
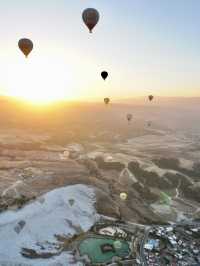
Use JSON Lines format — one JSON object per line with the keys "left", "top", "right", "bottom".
{"left": 78, "top": 236, "right": 130, "bottom": 264}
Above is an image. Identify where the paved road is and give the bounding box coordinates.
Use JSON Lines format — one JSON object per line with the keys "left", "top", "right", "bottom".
{"left": 140, "top": 227, "right": 150, "bottom": 266}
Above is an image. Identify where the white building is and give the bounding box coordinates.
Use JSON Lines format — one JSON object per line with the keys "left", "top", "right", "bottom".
{"left": 99, "top": 226, "right": 127, "bottom": 238}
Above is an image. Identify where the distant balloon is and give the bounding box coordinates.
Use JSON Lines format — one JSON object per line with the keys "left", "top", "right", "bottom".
{"left": 127, "top": 113, "right": 133, "bottom": 122}
{"left": 82, "top": 8, "right": 100, "bottom": 33}
{"left": 148, "top": 95, "right": 154, "bottom": 101}
{"left": 101, "top": 71, "right": 108, "bottom": 80}
{"left": 106, "top": 155, "right": 113, "bottom": 161}
{"left": 18, "top": 38, "right": 33, "bottom": 58}
{"left": 147, "top": 121, "right": 152, "bottom": 127}
{"left": 104, "top": 98, "right": 110, "bottom": 105}
{"left": 114, "top": 240, "right": 122, "bottom": 250}
{"left": 120, "top": 192, "right": 127, "bottom": 201}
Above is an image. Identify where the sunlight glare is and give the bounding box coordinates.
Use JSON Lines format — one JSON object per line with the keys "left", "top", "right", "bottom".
{"left": 1, "top": 54, "right": 75, "bottom": 103}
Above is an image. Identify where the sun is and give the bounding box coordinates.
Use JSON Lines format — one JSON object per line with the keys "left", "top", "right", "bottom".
{"left": 1, "top": 53, "right": 76, "bottom": 104}
{"left": 0, "top": 47, "right": 107, "bottom": 103}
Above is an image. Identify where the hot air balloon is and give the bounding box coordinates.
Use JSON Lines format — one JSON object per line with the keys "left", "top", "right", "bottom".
{"left": 104, "top": 98, "right": 110, "bottom": 105}
{"left": 148, "top": 95, "right": 154, "bottom": 101}
{"left": 114, "top": 240, "right": 122, "bottom": 250}
{"left": 127, "top": 113, "right": 133, "bottom": 123}
{"left": 82, "top": 8, "right": 99, "bottom": 33}
{"left": 101, "top": 71, "right": 108, "bottom": 80}
{"left": 120, "top": 192, "right": 127, "bottom": 201}
{"left": 18, "top": 38, "right": 33, "bottom": 58}
{"left": 147, "top": 121, "right": 152, "bottom": 127}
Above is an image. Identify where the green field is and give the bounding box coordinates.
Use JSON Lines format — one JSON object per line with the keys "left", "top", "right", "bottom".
{"left": 78, "top": 236, "right": 130, "bottom": 264}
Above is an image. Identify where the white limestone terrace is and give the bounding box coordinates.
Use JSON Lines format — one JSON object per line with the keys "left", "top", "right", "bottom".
{"left": 0, "top": 184, "right": 99, "bottom": 266}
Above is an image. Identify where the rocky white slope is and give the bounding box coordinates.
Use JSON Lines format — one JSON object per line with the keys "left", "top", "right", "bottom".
{"left": 0, "top": 184, "right": 99, "bottom": 266}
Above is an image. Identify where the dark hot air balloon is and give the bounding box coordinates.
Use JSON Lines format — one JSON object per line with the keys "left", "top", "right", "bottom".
{"left": 82, "top": 8, "right": 99, "bottom": 33}
{"left": 147, "top": 121, "right": 152, "bottom": 127}
{"left": 148, "top": 95, "right": 154, "bottom": 101}
{"left": 18, "top": 38, "right": 33, "bottom": 58}
{"left": 127, "top": 113, "right": 133, "bottom": 123}
{"left": 104, "top": 98, "right": 110, "bottom": 105}
{"left": 101, "top": 71, "right": 108, "bottom": 80}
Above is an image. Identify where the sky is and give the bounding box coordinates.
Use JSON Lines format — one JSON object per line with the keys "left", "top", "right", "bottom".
{"left": 0, "top": 0, "right": 200, "bottom": 102}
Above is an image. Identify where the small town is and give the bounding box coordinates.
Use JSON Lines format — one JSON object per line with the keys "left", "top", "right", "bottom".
{"left": 72, "top": 220, "right": 200, "bottom": 266}
{"left": 143, "top": 223, "right": 200, "bottom": 266}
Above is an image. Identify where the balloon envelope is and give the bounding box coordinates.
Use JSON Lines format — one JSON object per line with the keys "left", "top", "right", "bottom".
{"left": 120, "top": 192, "right": 127, "bottom": 201}
{"left": 104, "top": 98, "right": 110, "bottom": 105}
{"left": 147, "top": 121, "right": 152, "bottom": 127}
{"left": 114, "top": 240, "right": 122, "bottom": 250}
{"left": 18, "top": 38, "right": 33, "bottom": 57}
{"left": 127, "top": 113, "right": 133, "bottom": 122}
{"left": 101, "top": 71, "right": 108, "bottom": 80}
{"left": 82, "top": 8, "right": 99, "bottom": 33}
{"left": 148, "top": 95, "right": 154, "bottom": 101}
